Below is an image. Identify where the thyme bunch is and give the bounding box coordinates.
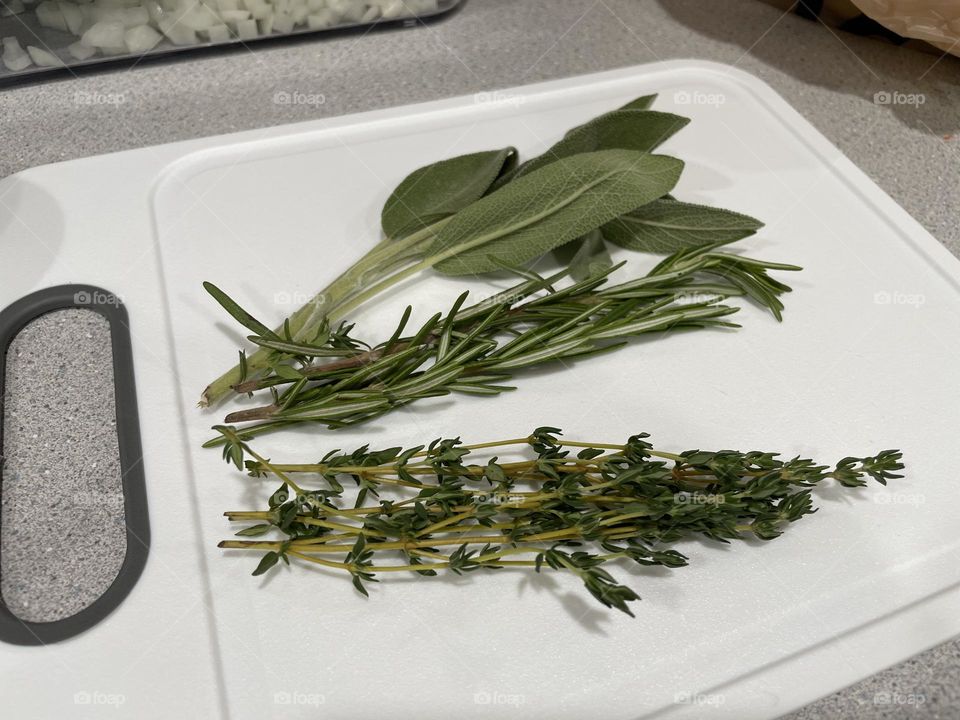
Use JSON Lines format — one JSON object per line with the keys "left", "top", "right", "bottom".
{"left": 217, "top": 427, "right": 903, "bottom": 616}
{"left": 203, "top": 242, "right": 799, "bottom": 444}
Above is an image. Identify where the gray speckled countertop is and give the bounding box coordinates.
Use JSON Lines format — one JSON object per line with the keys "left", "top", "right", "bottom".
{"left": 1, "top": 0, "right": 958, "bottom": 717}
{"left": 1, "top": 309, "right": 126, "bottom": 624}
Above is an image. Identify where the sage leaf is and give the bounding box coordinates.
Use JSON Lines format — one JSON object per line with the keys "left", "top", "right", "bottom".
{"left": 558, "top": 95, "right": 658, "bottom": 140}
{"left": 493, "top": 109, "right": 689, "bottom": 190}
{"left": 602, "top": 199, "right": 764, "bottom": 254}
{"left": 382, "top": 147, "right": 518, "bottom": 239}
{"left": 428, "top": 149, "right": 683, "bottom": 276}
{"left": 553, "top": 229, "right": 613, "bottom": 282}
{"left": 618, "top": 94, "right": 657, "bottom": 111}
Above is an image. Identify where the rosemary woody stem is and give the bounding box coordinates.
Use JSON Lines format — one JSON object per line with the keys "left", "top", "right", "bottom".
{"left": 200, "top": 221, "right": 448, "bottom": 407}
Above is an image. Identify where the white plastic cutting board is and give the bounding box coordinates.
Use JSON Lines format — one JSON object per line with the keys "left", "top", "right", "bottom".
{"left": 2, "top": 61, "right": 959, "bottom": 720}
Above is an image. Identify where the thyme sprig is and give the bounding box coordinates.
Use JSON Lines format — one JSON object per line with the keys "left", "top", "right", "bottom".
{"left": 217, "top": 426, "right": 903, "bottom": 616}
{"left": 203, "top": 242, "right": 799, "bottom": 444}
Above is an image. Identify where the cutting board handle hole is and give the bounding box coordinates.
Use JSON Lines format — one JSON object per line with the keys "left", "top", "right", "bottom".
{"left": 0, "top": 286, "right": 149, "bottom": 645}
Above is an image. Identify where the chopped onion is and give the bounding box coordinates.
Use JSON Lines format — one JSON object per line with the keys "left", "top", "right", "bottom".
{"left": 67, "top": 40, "right": 97, "bottom": 59}
{"left": 1, "top": 0, "right": 26, "bottom": 16}
{"left": 218, "top": 7, "right": 248, "bottom": 26}
{"left": 58, "top": 2, "right": 84, "bottom": 34}
{"left": 4, "top": 0, "right": 445, "bottom": 75}
{"left": 2, "top": 36, "right": 33, "bottom": 70}
{"left": 143, "top": 0, "right": 164, "bottom": 24}
{"left": 328, "top": 0, "right": 361, "bottom": 22}
{"left": 35, "top": 0, "right": 68, "bottom": 30}
{"left": 246, "top": 0, "right": 270, "bottom": 20}
{"left": 201, "top": 22, "right": 229, "bottom": 42}
{"left": 235, "top": 17, "right": 256, "bottom": 38}
{"left": 306, "top": 8, "right": 336, "bottom": 29}
{"left": 271, "top": 11, "right": 293, "bottom": 33}
{"left": 158, "top": 16, "right": 197, "bottom": 44}
{"left": 121, "top": 6, "right": 149, "bottom": 27}
{"left": 27, "top": 44, "right": 65, "bottom": 66}
{"left": 81, "top": 20, "right": 126, "bottom": 48}
{"left": 380, "top": 1, "right": 409, "bottom": 20}
{"left": 124, "top": 23, "right": 161, "bottom": 51}
{"left": 173, "top": 5, "right": 218, "bottom": 31}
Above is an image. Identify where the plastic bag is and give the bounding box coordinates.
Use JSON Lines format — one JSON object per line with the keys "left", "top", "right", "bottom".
{"left": 849, "top": 0, "right": 960, "bottom": 56}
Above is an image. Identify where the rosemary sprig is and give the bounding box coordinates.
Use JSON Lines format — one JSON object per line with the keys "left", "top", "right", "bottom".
{"left": 217, "top": 427, "right": 903, "bottom": 616}
{"left": 203, "top": 243, "right": 799, "bottom": 444}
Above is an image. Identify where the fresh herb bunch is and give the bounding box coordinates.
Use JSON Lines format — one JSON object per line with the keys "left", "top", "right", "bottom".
{"left": 200, "top": 94, "right": 765, "bottom": 406}
{"left": 203, "top": 242, "right": 798, "bottom": 444}
{"left": 217, "top": 426, "right": 904, "bottom": 616}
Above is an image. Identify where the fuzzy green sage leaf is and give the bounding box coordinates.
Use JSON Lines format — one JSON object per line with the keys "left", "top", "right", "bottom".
{"left": 602, "top": 198, "right": 764, "bottom": 254}
{"left": 493, "top": 109, "right": 688, "bottom": 189}
{"left": 429, "top": 149, "right": 684, "bottom": 276}
{"left": 382, "top": 147, "right": 518, "bottom": 240}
